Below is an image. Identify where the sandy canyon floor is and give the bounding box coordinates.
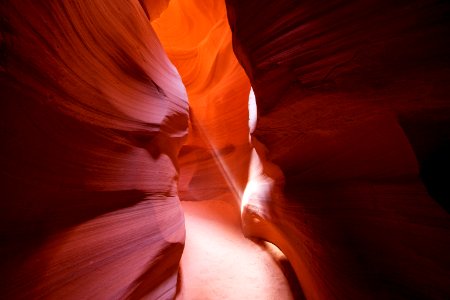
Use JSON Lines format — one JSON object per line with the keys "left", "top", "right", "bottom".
{"left": 176, "top": 199, "right": 302, "bottom": 300}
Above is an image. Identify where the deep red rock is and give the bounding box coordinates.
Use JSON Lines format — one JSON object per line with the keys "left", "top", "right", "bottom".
{"left": 227, "top": 0, "right": 450, "bottom": 298}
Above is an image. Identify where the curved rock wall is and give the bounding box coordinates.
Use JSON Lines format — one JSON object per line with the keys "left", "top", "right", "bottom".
{"left": 1, "top": 0, "right": 187, "bottom": 298}
{"left": 152, "top": 0, "right": 252, "bottom": 203}
{"left": 226, "top": 0, "right": 450, "bottom": 299}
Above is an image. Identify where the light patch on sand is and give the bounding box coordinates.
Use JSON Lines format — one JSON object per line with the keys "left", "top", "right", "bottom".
{"left": 177, "top": 199, "right": 294, "bottom": 300}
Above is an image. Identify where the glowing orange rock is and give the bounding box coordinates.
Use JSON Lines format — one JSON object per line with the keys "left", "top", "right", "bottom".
{"left": 153, "top": 0, "right": 252, "bottom": 203}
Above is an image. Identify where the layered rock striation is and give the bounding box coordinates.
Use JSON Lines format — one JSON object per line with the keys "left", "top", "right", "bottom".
{"left": 1, "top": 0, "right": 188, "bottom": 298}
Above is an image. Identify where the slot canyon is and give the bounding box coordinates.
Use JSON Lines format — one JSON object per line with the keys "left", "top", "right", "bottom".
{"left": 1, "top": 0, "right": 449, "bottom": 299}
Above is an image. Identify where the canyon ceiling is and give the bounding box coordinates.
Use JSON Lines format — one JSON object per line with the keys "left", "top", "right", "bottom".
{"left": 1, "top": 0, "right": 450, "bottom": 299}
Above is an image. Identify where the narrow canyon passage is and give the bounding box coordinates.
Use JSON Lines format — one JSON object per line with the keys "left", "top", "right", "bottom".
{"left": 151, "top": 1, "right": 299, "bottom": 296}
{"left": 177, "top": 199, "right": 297, "bottom": 300}
{"left": 2, "top": 0, "right": 450, "bottom": 299}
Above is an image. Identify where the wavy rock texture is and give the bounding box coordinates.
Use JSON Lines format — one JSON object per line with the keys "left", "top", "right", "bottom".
{"left": 152, "top": 0, "right": 252, "bottom": 203}
{"left": 226, "top": 0, "right": 450, "bottom": 299}
{"left": 0, "top": 0, "right": 188, "bottom": 299}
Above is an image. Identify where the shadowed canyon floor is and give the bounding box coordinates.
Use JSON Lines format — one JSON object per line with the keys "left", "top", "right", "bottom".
{"left": 177, "top": 199, "right": 301, "bottom": 300}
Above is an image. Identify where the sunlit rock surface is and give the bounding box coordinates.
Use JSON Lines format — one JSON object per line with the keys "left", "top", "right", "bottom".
{"left": 226, "top": 0, "right": 450, "bottom": 299}
{"left": 0, "top": 0, "right": 188, "bottom": 298}
{"left": 153, "top": 0, "right": 252, "bottom": 203}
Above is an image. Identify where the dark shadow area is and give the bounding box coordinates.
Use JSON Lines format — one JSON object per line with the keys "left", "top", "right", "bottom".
{"left": 420, "top": 140, "right": 450, "bottom": 213}
{"left": 399, "top": 115, "right": 450, "bottom": 213}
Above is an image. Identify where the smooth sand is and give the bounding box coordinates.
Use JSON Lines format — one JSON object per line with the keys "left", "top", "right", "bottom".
{"left": 176, "top": 199, "right": 297, "bottom": 300}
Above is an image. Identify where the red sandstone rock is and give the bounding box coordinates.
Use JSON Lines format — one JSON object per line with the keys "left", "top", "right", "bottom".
{"left": 227, "top": 0, "right": 450, "bottom": 298}
{"left": 2, "top": 0, "right": 450, "bottom": 298}
{"left": 1, "top": 0, "right": 187, "bottom": 298}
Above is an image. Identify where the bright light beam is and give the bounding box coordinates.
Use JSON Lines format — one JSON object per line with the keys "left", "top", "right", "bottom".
{"left": 190, "top": 112, "right": 243, "bottom": 205}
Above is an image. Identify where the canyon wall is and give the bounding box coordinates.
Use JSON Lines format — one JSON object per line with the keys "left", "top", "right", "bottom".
{"left": 0, "top": 0, "right": 187, "bottom": 298}
{"left": 226, "top": 0, "right": 450, "bottom": 299}
{"left": 153, "top": 0, "right": 252, "bottom": 204}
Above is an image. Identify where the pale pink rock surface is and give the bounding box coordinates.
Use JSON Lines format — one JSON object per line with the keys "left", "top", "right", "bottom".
{"left": 1, "top": 1, "right": 187, "bottom": 298}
